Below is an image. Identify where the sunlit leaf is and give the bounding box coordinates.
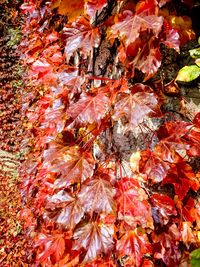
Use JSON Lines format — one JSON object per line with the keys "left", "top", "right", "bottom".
{"left": 150, "top": 194, "right": 177, "bottom": 225}
{"left": 73, "top": 221, "right": 114, "bottom": 262}
{"left": 67, "top": 92, "right": 110, "bottom": 125}
{"left": 190, "top": 248, "right": 200, "bottom": 267}
{"left": 189, "top": 47, "right": 200, "bottom": 58}
{"left": 110, "top": 11, "right": 163, "bottom": 47}
{"left": 46, "top": 190, "right": 84, "bottom": 229}
{"left": 176, "top": 65, "right": 200, "bottom": 82}
{"left": 116, "top": 229, "right": 152, "bottom": 267}
{"left": 51, "top": 0, "right": 84, "bottom": 21}
{"left": 78, "top": 177, "right": 116, "bottom": 215}
{"left": 116, "top": 178, "right": 154, "bottom": 229}
{"left": 43, "top": 144, "right": 95, "bottom": 188}
{"left": 36, "top": 233, "right": 66, "bottom": 263}
{"left": 64, "top": 17, "right": 100, "bottom": 61}
{"left": 138, "top": 150, "right": 170, "bottom": 183}
{"left": 113, "top": 83, "right": 161, "bottom": 128}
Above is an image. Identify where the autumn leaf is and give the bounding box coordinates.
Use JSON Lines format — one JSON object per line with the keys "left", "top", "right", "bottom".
{"left": 152, "top": 231, "right": 181, "bottom": 266}
{"left": 131, "top": 37, "right": 162, "bottom": 80}
{"left": 116, "top": 229, "right": 152, "bottom": 267}
{"left": 67, "top": 92, "right": 110, "bottom": 125}
{"left": 161, "top": 20, "right": 180, "bottom": 52}
{"left": 43, "top": 144, "right": 95, "bottom": 188}
{"left": 162, "top": 162, "right": 199, "bottom": 200}
{"left": 185, "top": 127, "right": 200, "bottom": 157}
{"left": 150, "top": 194, "right": 177, "bottom": 225}
{"left": 138, "top": 150, "right": 170, "bottom": 183}
{"left": 110, "top": 11, "right": 163, "bottom": 47}
{"left": 51, "top": 0, "right": 84, "bottom": 21}
{"left": 84, "top": 258, "right": 116, "bottom": 267}
{"left": 32, "top": 59, "right": 52, "bottom": 74}
{"left": 113, "top": 83, "right": 162, "bottom": 128}
{"left": 155, "top": 120, "right": 193, "bottom": 162}
{"left": 78, "top": 176, "right": 116, "bottom": 215}
{"left": 116, "top": 178, "right": 154, "bottom": 229}
{"left": 73, "top": 221, "right": 114, "bottom": 263}
{"left": 182, "top": 197, "right": 196, "bottom": 223}
{"left": 46, "top": 190, "right": 84, "bottom": 229}
{"left": 85, "top": 0, "right": 108, "bottom": 21}
{"left": 193, "top": 112, "right": 200, "bottom": 128}
{"left": 181, "top": 222, "right": 197, "bottom": 244}
{"left": 36, "top": 233, "right": 66, "bottom": 263}
{"left": 64, "top": 17, "right": 100, "bottom": 62}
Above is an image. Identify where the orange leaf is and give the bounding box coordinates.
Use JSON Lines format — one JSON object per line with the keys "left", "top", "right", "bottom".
{"left": 117, "top": 229, "right": 152, "bottom": 267}
{"left": 51, "top": 0, "right": 84, "bottom": 21}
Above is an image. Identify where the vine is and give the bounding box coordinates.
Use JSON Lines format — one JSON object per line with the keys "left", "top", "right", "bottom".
{"left": 19, "top": 0, "right": 200, "bottom": 266}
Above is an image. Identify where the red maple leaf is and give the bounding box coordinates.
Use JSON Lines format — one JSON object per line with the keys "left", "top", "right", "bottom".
{"left": 116, "top": 229, "right": 152, "bottom": 267}
{"left": 78, "top": 176, "right": 116, "bottom": 215}
{"left": 64, "top": 17, "right": 100, "bottom": 62}
{"left": 45, "top": 190, "right": 84, "bottom": 229}
{"left": 150, "top": 194, "right": 177, "bottom": 225}
{"left": 139, "top": 150, "right": 170, "bottom": 183}
{"left": 67, "top": 92, "right": 110, "bottom": 126}
{"left": 43, "top": 144, "right": 95, "bottom": 188}
{"left": 116, "top": 178, "right": 154, "bottom": 229}
{"left": 113, "top": 83, "right": 162, "bottom": 128}
{"left": 73, "top": 221, "right": 114, "bottom": 263}
{"left": 162, "top": 162, "right": 199, "bottom": 200}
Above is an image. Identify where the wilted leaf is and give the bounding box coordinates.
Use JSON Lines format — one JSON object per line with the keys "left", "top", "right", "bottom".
{"left": 73, "top": 221, "right": 114, "bottom": 262}
{"left": 176, "top": 65, "right": 200, "bottom": 82}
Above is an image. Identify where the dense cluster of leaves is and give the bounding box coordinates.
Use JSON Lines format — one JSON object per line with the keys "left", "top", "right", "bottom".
{"left": 0, "top": 0, "right": 24, "bottom": 152}
{"left": 20, "top": 0, "right": 200, "bottom": 266}
{"left": 0, "top": 1, "right": 32, "bottom": 265}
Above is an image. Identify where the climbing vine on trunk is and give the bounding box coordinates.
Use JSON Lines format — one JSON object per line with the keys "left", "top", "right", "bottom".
{"left": 20, "top": 0, "right": 200, "bottom": 266}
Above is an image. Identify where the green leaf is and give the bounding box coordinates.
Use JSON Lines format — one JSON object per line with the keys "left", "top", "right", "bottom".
{"left": 176, "top": 65, "right": 200, "bottom": 82}
{"left": 195, "top": 59, "right": 200, "bottom": 67}
{"left": 189, "top": 47, "right": 200, "bottom": 58}
{"left": 198, "top": 36, "right": 200, "bottom": 45}
{"left": 190, "top": 248, "right": 200, "bottom": 267}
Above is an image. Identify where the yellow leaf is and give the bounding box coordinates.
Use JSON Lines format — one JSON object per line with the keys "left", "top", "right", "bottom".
{"left": 130, "top": 151, "right": 141, "bottom": 173}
